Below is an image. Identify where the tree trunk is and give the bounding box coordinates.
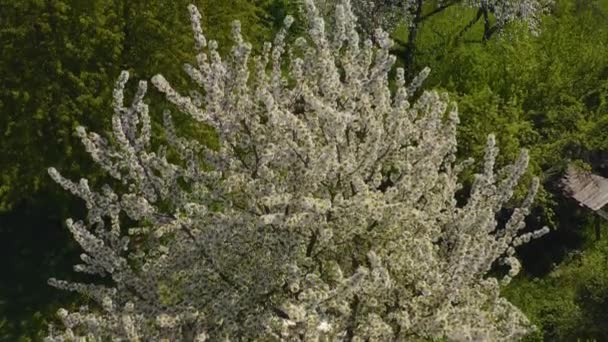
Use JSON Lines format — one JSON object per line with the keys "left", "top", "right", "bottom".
{"left": 404, "top": 0, "right": 424, "bottom": 78}
{"left": 121, "top": 0, "right": 131, "bottom": 69}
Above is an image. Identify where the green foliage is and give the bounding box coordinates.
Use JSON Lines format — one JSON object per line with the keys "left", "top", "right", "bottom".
{"left": 504, "top": 220, "right": 608, "bottom": 340}
{"left": 195, "top": 0, "right": 273, "bottom": 54}
{"left": 395, "top": 0, "right": 608, "bottom": 220}
{"left": 0, "top": 0, "right": 273, "bottom": 209}
{"left": 1, "top": 0, "right": 118, "bottom": 210}
{"left": 0, "top": 0, "right": 273, "bottom": 339}
{"left": 406, "top": 0, "right": 608, "bottom": 155}
{"left": 0, "top": 2, "right": 123, "bottom": 335}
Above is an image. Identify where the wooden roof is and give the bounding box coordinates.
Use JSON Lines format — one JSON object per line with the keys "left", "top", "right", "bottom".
{"left": 562, "top": 166, "right": 608, "bottom": 211}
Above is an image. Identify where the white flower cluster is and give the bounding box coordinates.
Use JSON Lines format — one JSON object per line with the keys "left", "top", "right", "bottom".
{"left": 45, "top": 1, "right": 548, "bottom": 340}
{"left": 350, "top": 0, "right": 551, "bottom": 35}
{"left": 469, "top": 0, "right": 551, "bottom": 35}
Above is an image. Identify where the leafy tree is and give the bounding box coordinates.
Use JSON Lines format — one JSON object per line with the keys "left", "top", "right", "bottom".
{"left": 45, "top": 1, "right": 549, "bottom": 340}
{"left": 0, "top": 0, "right": 120, "bottom": 211}
{"left": 0, "top": 1, "right": 124, "bottom": 339}
{"left": 347, "top": 0, "right": 552, "bottom": 75}
{"left": 0, "top": 0, "right": 273, "bottom": 339}
{"left": 0, "top": 0, "right": 274, "bottom": 211}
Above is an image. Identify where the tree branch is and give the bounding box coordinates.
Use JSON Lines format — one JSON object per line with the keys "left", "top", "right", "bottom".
{"left": 419, "top": 0, "right": 461, "bottom": 22}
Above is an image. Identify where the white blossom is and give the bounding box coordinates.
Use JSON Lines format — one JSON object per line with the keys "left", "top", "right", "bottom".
{"left": 348, "top": 0, "right": 552, "bottom": 36}
{"left": 46, "top": 1, "right": 548, "bottom": 341}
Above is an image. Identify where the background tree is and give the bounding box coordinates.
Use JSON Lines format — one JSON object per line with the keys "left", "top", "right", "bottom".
{"left": 1, "top": 2, "right": 123, "bottom": 339}
{"left": 0, "top": 0, "right": 272, "bottom": 339}
{"left": 346, "top": 0, "right": 551, "bottom": 76}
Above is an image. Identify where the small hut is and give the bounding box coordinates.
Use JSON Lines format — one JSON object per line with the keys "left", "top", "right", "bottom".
{"left": 562, "top": 165, "right": 608, "bottom": 239}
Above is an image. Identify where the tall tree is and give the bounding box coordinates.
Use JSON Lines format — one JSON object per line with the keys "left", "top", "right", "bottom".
{"left": 0, "top": 0, "right": 120, "bottom": 210}
{"left": 0, "top": 1, "right": 124, "bottom": 338}
{"left": 0, "top": 0, "right": 273, "bottom": 339}
{"left": 45, "top": 1, "right": 548, "bottom": 340}
{"left": 346, "top": 0, "right": 552, "bottom": 75}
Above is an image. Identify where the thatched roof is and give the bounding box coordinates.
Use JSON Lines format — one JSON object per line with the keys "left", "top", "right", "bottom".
{"left": 562, "top": 166, "right": 608, "bottom": 211}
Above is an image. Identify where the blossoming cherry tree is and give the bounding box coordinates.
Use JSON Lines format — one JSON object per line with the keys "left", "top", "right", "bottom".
{"left": 45, "top": 0, "right": 548, "bottom": 340}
